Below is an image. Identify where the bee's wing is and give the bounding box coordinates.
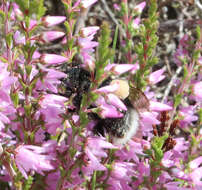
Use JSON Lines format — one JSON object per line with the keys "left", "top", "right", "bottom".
{"left": 129, "top": 87, "right": 150, "bottom": 113}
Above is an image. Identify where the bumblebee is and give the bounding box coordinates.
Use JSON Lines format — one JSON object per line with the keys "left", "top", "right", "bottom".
{"left": 62, "top": 67, "right": 149, "bottom": 145}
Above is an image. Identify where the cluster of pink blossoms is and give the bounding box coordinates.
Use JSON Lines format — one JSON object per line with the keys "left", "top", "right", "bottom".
{"left": 0, "top": 0, "right": 201, "bottom": 190}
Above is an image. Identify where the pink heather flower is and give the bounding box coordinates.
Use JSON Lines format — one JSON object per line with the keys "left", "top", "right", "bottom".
{"left": 149, "top": 101, "right": 172, "bottom": 111}
{"left": 96, "top": 103, "right": 124, "bottom": 118}
{"left": 40, "top": 54, "right": 68, "bottom": 65}
{"left": 72, "top": 0, "right": 81, "bottom": 10}
{"left": 164, "top": 182, "right": 190, "bottom": 190}
{"left": 12, "top": 3, "right": 23, "bottom": 20}
{"left": 111, "top": 162, "right": 135, "bottom": 181}
{"left": 14, "top": 144, "right": 55, "bottom": 179}
{"left": 80, "top": 26, "right": 99, "bottom": 37}
{"left": 36, "top": 65, "right": 67, "bottom": 93}
{"left": 94, "top": 83, "right": 119, "bottom": 94}
{"left": 189, "top": 166, "right": 202, "bottom": 186}
{"left": 140, "top": 111, "right": 160, "bottom": 132}
{"left": 14, "top": 31, "right": 25, "bottom": 44}
{"left": 178, "top": 106, "right": 198, "bottom": 128}
{"left": 81, "top": 0, "right": 98, "bottom": 9}
{"left": 198, "top": 57, "right": 202, "bottom": 66}
{"left": 0, "top": 62, "right": 16, "bottom": 129}
{"left": 162, "top": 151, "right": 175, "bottom": 168}
{"left": 38, "top": 94, "right": 67, "bottom": 134}
{"left": 193, "top": 81, "right": 202, "bottom": 101}
{"left": 0, "top": 62, "right": 16, "bottom": 91}
{"left": 78, "top": 38, "right": 98, "bottom": 50}
{"left": 115, "top": 140, "right": 145, "bottom": 162}
{"left": 32, "top": 51, "right": 41, "bottom": 59}
{"left": 45, "top": 171, "right": 60, "bottom": 190}
{"left": 189, "top": 156, "right": 202, "bottom": 170}
{"left": 106, "top": 93, "right": 127, "bottom": 111}
{"left": 42, "top": 16, "right": 66, "bottom": 27}
{"left": 95, "top": 96, "right": 124, "bottom": 118}
{"left": 41, "top": 31, "right": 65, "bottom": 43}
{"left": 22, "top": 20, "right": 37, "bottom": 31}
{"left": 134, "top": 2, "right": 146, "bottom": 13}
{"left": 173, "top": 137, "right": 189, "bottom": 153}
{"left": 113, "top": 3, "right": 120, "bottom": 11}
{"left": 132, "top": 18, "right": 141, "bottom": 29}
{"left": 174, "top": 49, "right": 188, "bottom": 66}
{"left": 78, "top": 27, "right": 99, "bottom": 71}
{"left": 149, "top": 68, "right": 165, "bottom": 84}
{"left": 105, "top": 63, "right": 139, "bottom": 75}
{"left": 83, "top": 137, "right": 115, "bottom": 175}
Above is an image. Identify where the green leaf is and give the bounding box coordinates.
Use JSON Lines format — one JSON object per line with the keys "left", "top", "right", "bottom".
{"left": 0, "top": 9, "right": 6, "bottom": 21}
{"left": 198, "top": 108, "right": 202, "bottom": 124}
{"left": 23, "top": 176, "right": 33, "bottom": 190}
{"left": 36, "top": 0, "right": 46, "bottom": 20}
{"left": 10, "top": 92, "right": 19, "bottom": 108}
{"left": 196, "top": 25, "right": 201, "bottom": 41}
{"left": 25, "top": 65, "right": 32, "bottom": 76}
{"left": 24, "top": 103, "right": 32, "bottom": 118}
{"left": 6, "top": 32, "right": 13, "bottom": 48}
{"left": 111, "top": 25, "right": 119, "bottom": 63}
{"left": 174, "top": 94, "right": 182, "bottom": 108}
{"left": 92, "top": 171, "right": 97, "bottom": 190}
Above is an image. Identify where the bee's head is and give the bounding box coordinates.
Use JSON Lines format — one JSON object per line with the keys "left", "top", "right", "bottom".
{"left": 110, "top": 79, "right": 130, "bottom": 100}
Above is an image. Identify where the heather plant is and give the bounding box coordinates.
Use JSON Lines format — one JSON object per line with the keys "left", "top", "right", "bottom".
{"left": 0, "top": 0, "right": 201, "bottom": 190}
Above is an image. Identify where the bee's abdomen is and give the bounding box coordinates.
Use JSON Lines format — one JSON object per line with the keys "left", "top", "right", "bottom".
{"left": 93, "top": 108, "right": 139, "bottom": 145}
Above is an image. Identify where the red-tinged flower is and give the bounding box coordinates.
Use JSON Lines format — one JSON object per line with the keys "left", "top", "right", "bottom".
{"left": 42, "top": 16, "right": 66, "bottom": 27}
{"left": 149, "top": 101, "right": 172, "bottom": 111}
{"left": 41, "top": 31, "right": 65, "bottom": 43}
{"left": 134, "top": 2, "right": 146, "bottom": 13}
{"left": 40, "top": 54, "right": 68, "bottom": 65}
{"left": 149, "top": 68, "right": 165, "bottom": 84}
{"left": 81, "top": 0, "right": 98, "bottom": 9}
{"left": 105, "top": 63, "right": 139, "bottom": 75}
{"left": 14, "top": 144, "right": 55, "bottom": 179}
